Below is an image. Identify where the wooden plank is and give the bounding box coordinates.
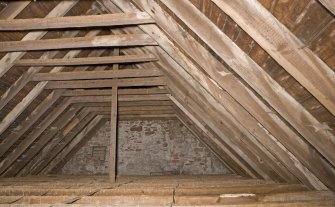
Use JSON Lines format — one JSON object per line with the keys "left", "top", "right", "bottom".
{"left": 175, "top": 111, "right": 236, "bottom": 174}
{"left": 318, "top": 0, "right": 335, "bottom": 15}
{"left": 160, "top": 0, "right": 335, "bottom": 172}
{"left": 70, "top": 94, "right": 169, "bottom": 103}
{"left": 129, "top": 0, "right": 332, "bottom": 190}
{"left": 0, "top": 29, "right": 101, "bottom": 111}
{"left": 110, "top": 48, "right": 119, "bottom": 183}
{"left": 0, "top": 90, "right": 63, "bottom": 158}
{"left": 0, "top": 98, "right": 72, "bottom": 175}
{"left": 45, "top": 77, "right": 166, "bottom": 89}
{"left": 107, "top": 0, "right": 283, "bottom": 181}
{"left": 212, "top": 0, "right": 335, "bottom": 116}
{"left": 40, "top": 115, "right": 105, "bottom": 175}
{"left": 49, "top": 119, "right": 108, "bottom": 174}
{"left": 0, "top": 1, "right": 30, "bottom": 19}
{"left": 16, "top": 55, "right": 157, "bottom": 67}
{"left": 32, "top": 68, "right": 162, "bottom": 81}
{"left": 4, "top": 106, "right": 82, "bottom": 177}
{"left": 0, "top": 12, "right": 154, "bottom": 30}
{"left": 62, "top": 88, "right": 168, "bottom": 96}
{"left": 0, "top": 34, "right": 157, "bottom": 52}
{"left": 29, "top": 111, "right": 95, "bottom": 175}
{"left": 0, "top": 0, "right": 79, "bottom": 78}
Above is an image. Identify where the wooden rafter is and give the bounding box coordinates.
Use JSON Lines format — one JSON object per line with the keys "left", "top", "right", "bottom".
{"left": 318, "top": 0, "right": 335, "bottom": 15}
{"left": 0, "top": 90, "right": 63, "bottom": 158}
{"left": 105, "top": 0, "right": 296, "bottom": 181}
{"left": 0, "top": 29, "right": 101, "bottom": 111}
{"left": 211, "top": 0, "right": 335, "bottom": 116}
{"left": 0, "top": 98, "right": 72, "bottom": 175}
{"left": 4, "top": 106, "right": 83, "bottom": 176}
{"left": 0, "top": 1, "right": 30, "bottom": 19}
{"left": 29, "top": 111, "right": 96, "bottom": 175}
{"left": 128, "top": 0, "right": 333, "bottom": 190}
{"left": 41, "top": 115, "right": 105, "bottom": 175}
{"left": 0, "top": 34, "right": 157, "bottom": 52}
{"left": 0, "top": 0, "right": 79, "bottom": 78}
{"left": 159, "top": 0, "right": 335, "bottom": 170}
{"left": 0, "top": 12, "right": 154, "bottom": 30}
{"left": 32, "top": 68, "right": 162, "bottom": 81}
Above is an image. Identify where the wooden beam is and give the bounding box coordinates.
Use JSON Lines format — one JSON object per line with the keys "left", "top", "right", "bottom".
{"left": 212, "top": 0, "right": 335, "bottom": 117}
{"left": 79, "top": 100, "right": 173, "bottom": 107}
{"left": 41, "top": 115, "right": 105, "bottom": 175}
{"left": 29, "top": 111, "right": 95, "bottom": 175}
{"left": 160, "top": 0, "right": 335, "bottom": 171}
{"left": 49, "top": 119, "right": 108, "bottom": 174}
{"left": 62, "top": 88, "right": 168, "bottom": 96}
{"left": 0, "top": 34, "right": 157, "bottom": 52}
{"left": 318, "top": 0, "right": 335, "bottom": 15}
{"left": 0, "top": 90, "right": 62, "bottom": 158}
{"left": 0, "top": 1, "right": 30, "bottom": 19}
{"left": 32, "top": 68, "right": 162, "bottom": 81}
{"left": 0, "top": 98, "right": 72, "bottom": 175}
{"left": 0, "top": 0, "right": 79, "bottom": 78}
{"left": 128, "top": 0, "right": 332, "bottom": 190}
{"left": 0, "top": 12, "right": 154, "bottom": 30}
{"left": 0, "top": 29, "right": 101, "bottom": 111}
{"left": 109, "top": 48, "right": 119, "bottom": 183}
{"left": 45, "top": 77, "right": 166, "bottom": 89}
{"left": 175, "top": 110, "right": 236, "bottom": 174}
{"left": 4, "top": 106, "right": 82, "bottom": 177}
{"left": 70, "top": 94, "right": 169, "bottom": 103}
{"left": 16, "top": 55, "right": 157, "bottom": 67}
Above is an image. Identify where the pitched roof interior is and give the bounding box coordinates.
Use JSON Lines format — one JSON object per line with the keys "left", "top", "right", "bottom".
{"left": 0, "top": 0, "right": 334, "bottom": 206}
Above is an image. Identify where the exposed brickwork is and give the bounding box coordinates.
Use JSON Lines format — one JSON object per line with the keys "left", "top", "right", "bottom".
{"left": 60, "top": 120, "right": 230, "bottom": 175}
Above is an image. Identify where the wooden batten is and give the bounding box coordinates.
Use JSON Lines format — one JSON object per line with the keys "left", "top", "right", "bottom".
{"left": 0, "top": 34, "right": 158, "bottom": 52}
{"left": 32, "top": 68, "right": 162, "bottom": 81}
{"left": 0, "top": 12, "right": 154, "bottom": 30}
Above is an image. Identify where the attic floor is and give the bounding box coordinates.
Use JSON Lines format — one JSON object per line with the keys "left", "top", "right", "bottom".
{"left": 0, "top": 175, "right": 334, "bottom": 206}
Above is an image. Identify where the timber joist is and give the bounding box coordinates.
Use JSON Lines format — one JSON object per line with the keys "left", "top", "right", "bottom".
{"left": 0, "top": 0, "right": 334, "bottom": 199}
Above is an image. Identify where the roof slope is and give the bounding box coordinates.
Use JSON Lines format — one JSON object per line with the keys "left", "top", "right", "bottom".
{"left": 0, "top": 0, "right": 334, "bottom": 191}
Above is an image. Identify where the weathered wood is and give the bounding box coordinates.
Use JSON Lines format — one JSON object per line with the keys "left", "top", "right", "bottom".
{"left": 109, "top": 48, "right": 119, "bottom": 183}
{"left": 0, "top": 1, "right": 30, "bottom": 19}
{"left": 212, "top": 0, "right": 335, "bottom": 117}
{"left": 32, "top": 68, "right": 162, "bottom": 81}
{"left": 0, "top": 98, "right": 72, "bottom": 175}
{"left": 41, "top": 115, "right": 105, "bottom": 175}
{"left": 160, "top": 0, "right": 335, "bottom": 172}
{"left": 0, "top": 29, "right": 101, "bottom": 111}
{"left": 0, "top": 34, "right": 157, "bottom": 52}
{"left": 50, "top": 119, "right": 108, "bottom": 174}
{"left": 29, "top": 111, "right": 95, "bottom": 175}
{"left": 318, "top": 0, "right": 335, "bottom": 15}
{"left": 175, "top": 111, "right": 235, "bottom": 174}
{"left": 129, "top": 0, "right": 332, "bottom": 190}
{"left": 16, "top": 55, "right": 157, "bottom": 67}
{"left": 71, "top": 94, "right": 169, "bottom": 103}
{"left": 62, "top": 88, "right": 168, "bottom": 96}
{"left": 4, "top": 106, "right": 82, "bottom": 177}
{"left": 0, "top": 90, "right": 63, "bottom": 158}
{"left": 45, "top": 77, "right": 166, "bottom": 89}
{"left": 0, "top": 0, "right": 79, "bottom": 78}
{"left": 0, "top": 12, "right": 154, "bottom": 30}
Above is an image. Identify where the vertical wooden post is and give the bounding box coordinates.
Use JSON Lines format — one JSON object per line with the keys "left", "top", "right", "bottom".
{"left": 109, "top": 48, "right": 119, "bottom": 182}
